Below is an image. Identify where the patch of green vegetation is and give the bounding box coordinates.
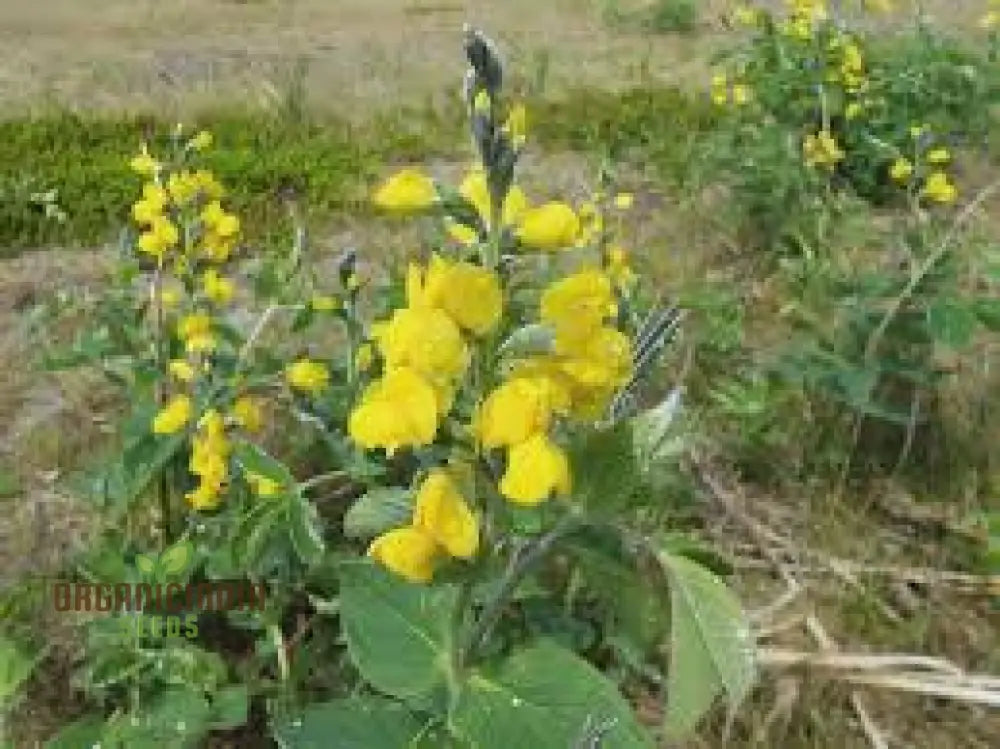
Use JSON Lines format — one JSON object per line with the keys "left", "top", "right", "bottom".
{"left": 602, "top": 0, "right": 699, "bottom": 34}
{"left": 0, "top": 85, "right": 710, "bottom": 254}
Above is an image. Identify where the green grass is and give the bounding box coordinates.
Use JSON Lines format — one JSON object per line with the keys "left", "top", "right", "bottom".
{"left": 0, "top": 86, "right": 713, "bottom": 254}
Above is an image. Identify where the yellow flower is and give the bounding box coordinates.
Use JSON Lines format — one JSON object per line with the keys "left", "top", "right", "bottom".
{"left": 132, "top": 184, "right": 168, "bottom": 225}
{"left": 368, "top": 526, "right": 439, "bottom": 584}
{"left": 189, "top": 130, "right": 213, "bottom": 151}
{"left": 166, "top": 171, "right": 199, "bottom": 205}
{"left": 802, "top": 130, "right": 845, "bottom": 169}
{"left": 286, "top": 359, "right": 329, "bottom": 395}
{"left": 909, "top": 123, "right": 929, "bottom": 140}
{"left": 153, "top": 394, "right": 192, "bottom": 434}
{"left": 516, "top": 202, "right": 581, "bottom": 250}
{"left": 168, "top": 359, "right": 196, "bottom": 383}
{"left": 478, "top": 377, "right": 567, "bottom": 449}
{"left": 356, "top": 343, "right": 374, "bottom": 372}
{"left": 446, "top": 169, "right": 528, "bottom": 244}
{"left": 613, "top": 193, "right": 634, "bottom": 210}
{"left": 499, "top": 433, "right": 572, "bottom": 505}
{"left": 311, "top": 294, "right": 340, "bottom": 312}
{"left": 373, "top": 306, "right": 468, "bottom": 383}
{"left": 129, "top": 145, "right": 159, "bottom": 176}
{"left": 201, "top": 201, "right": 240, "bottom": 238}
{"left": 192, "top": 170, "right": 225, "bottom": 199}
{"left": 606, "top": 245, "right": 636, "bottom": 287}
{"left": 505, "top": 103, "right": 527, "bottom": 148}
{"left": 348, "top": 367, "right": 440, "bottom": 454}
{"left": 926, "top": 147, "right": 950, "bottom": 165}
{"left": 231, "top": 396, "right": 264, "bottom": 433}
{"left": 412, "top": 470, "right": 479, "bottom": 559}
{"left": 202, "top": 269, "right": 235, "bottom": 305}
{"left": 246, "top": 471, "right": 282, "bottom": 498}
{"left": 187, "top": 481, "right": 224, "bottom": 511}
{"left": 889, "top": 158, "right": 913, "bottom": 183}
{"left": 540, "top": 269, "right": 616, "bottom": 345}
{"left": 177, "top": 313, "right": 216, "bottom": 354}
{"left": 372, "top": 168, "right": 438, "bottom": 213}
{"left": 187, "top": 411, "right": 230, "bottom": 511}
{"left": 710, "top": 73, "right": 728, "bottom": 106}
{"left": 409, "top": 256, "right": 503, "bottom": 336}
{"left": 557, "top": 326, "right": 632, "bottom": 390}
{"left": 845, "top": 101, "right": 863, "bottom": 120}
{"left": 922, "top": 172, "right": 957, "bottom": 204}
{"left": 731, "top": 83, "right": 751, "bottom": 106}
{"left": 137, "top": 216, "right": 180, "bottom": 260}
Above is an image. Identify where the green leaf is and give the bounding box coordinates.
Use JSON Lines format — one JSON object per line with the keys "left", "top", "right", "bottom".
{"left": 338, "top": 560, "right": 457, "bottom": 699}
{"left": 927, "top": 299, "right": 977, "bottom": 348}
{"left": 0, "top": 467, "right": 20, "bottom": 499}
{"left": 272, "top": 697, "right": 421, "bottom": 748}
{"left": 135, "top": 553, "right": 156, "bottom": 577}
{"left": 569, "top": 421, "right": 645, "bottom": 514}
{"left": 288, "top": 493, "right": 326, "bottom": 566}
{"left": 659, "top": 552, "right": 755, "bottom": 739}
{"left": 0, "top": 634, "right": 38, "bottom": 704}
{"left": 451, "top": 641, "right": 653, "bottom": 748}
{"left": 343, "top": 487, "right": 414, "bottom": 539}
{"left": 209, "top": 684, "right": 249, "bottom": 730}
{"left": 233, "top": 441, "right": 297, "bottom": 487}
{"left": 102, "top": 687, "right": 212, "bottom": 749}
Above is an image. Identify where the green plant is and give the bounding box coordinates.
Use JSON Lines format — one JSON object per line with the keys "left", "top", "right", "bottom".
{"left": 24, "top": 28, "right": 756, "bottom": 749}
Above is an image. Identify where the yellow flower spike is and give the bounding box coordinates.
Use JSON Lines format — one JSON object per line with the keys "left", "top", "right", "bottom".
{"left": 710, "top": 73, "right": 728, "bottom": 106}
{"left": 129, "top": 144, "right": 159, "bottom": 177}
{"left": 412, "top": 470, "right": 479, "bottom": 559}
{"left": 926, "top": 147, "right": 950, "bottom": 165}
{"left": 167, "top": 171, "right": 200, "bottom": 205}
{"left": 368, "top": 526, "right": 440, "bottom": 584}
{"left": 132, "top": 183, "right": 168, "bottom": 225}
{"left": 921, "top": 172, "right": 958, "bottom": 204}
{"left": 499, "top": 432, "right": 572, "bottom": 505}
{"left": 153, "top": 394, "right": 192, "bottom": 434}
{"left": 189, "top": 130, "right": 213, "bottom": 151}
{"left": 231, "top": 396, "right": 264, "bottom": 433}
{"left": 246, "top": 471, "right": 282, "bottom": 498}
{"left": 177, "top": 313, "right": 216, "bottom": 354}
{"left": 348, "top": 367, "right": 440, "bottom": 454}
{"left": 311, "top": 294, "right": 340, "bottom": 312}
{"left": 286, "top": 359, "right": 330, "bottom": 395}
{"left": 516, "top": 202, "right": 580, "bottom": 250}
{"left": 889, "top": 158, "right": 913, "bottom": 183}
{"left": 168, "top": 359, "right": 196, "bottom": 383}
{"left": 372, "top": 168, "right": 438, "bottom": 213}
{"left": 355, "top": 343, "right": 374, "bottom": 373}
{"left": 202, "top": 269, "right": 235, "bottom": 305}
{"left": 478, "top": 377, "right": 560, "bottom": 449}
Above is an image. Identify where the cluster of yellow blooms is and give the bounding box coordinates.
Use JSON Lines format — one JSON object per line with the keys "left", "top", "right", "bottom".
{"left": 888, "top": 127, "right": 957, "bottom": 204}
{"left": 802, "top": 129, "right": 846, "bottom": 170}
{"left": 143, "top": 131, "right": 269, "bottom": 510}
{"left": 354, "top": 91, "right": 638, "bottom": 581}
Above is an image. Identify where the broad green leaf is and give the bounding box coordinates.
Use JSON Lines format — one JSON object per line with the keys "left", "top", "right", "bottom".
{"left": 659, "top": 552, "right": 755, "bottom": 738}
{"left": 233, "top": 441, "right": 296, "bottom": 487}
{"left": 288, "top": 493, "right": 326, "bottom": 566}
{"left": 927, "top": 299, "right": 977, "bottom": 349}
{"left": 0, "top": 635, "right": 38, "bottom": 704}
{"left": 102, "top": 687, "right": 212, "bottom": 749}
{"left": 343, "top": 487, "right": 414, "bottom": 539}
{"left": 451, "top": 641, "right": 653, "bottom": 748}
{"left": 338, "top": 560, "right": 457, "bottom": 699}
{"left": 568, "top": 421, "right": 645, "bottom": 514}
{"left": 272, "top": 696, "right": 420, "bottom": 748}
{"left": 43, "top": 716, "right": 106, "bottom": 749}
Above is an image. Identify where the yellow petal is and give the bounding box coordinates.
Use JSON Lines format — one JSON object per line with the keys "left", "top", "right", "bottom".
{"left": 153, "top": 394, "right": 192, "bottom": 434}
{"left": 412, "top": 470, "right": 479, "bottom": 559}
{"left": 368, "top": 526, "right": 439, "bottom": 583}
{"left": 348, "top": 367, "right": 440, "bottom": 453}
{"left": 499, "top": 433, "right": 571, "bottom": 505}
{"left": 516, "top": 202, "right": 580, "bottom": 250}
{"left": 373, "top": 168, "right": 437, "bottom": 213}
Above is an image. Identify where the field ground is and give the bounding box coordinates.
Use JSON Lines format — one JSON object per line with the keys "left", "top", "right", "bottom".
{"left": 2, "top": 1, "right": 999, "bottom": 747}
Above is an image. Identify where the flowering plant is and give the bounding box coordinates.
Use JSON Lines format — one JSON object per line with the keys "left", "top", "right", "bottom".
{"left": 36, "top": 28, "right": 754, "bottom": 748}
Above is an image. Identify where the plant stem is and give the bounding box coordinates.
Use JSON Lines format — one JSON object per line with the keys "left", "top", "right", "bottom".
{"left": 151, "top": 266, "right": 173, "bottom": 546}
{"left": 461, "top": 512, "right": 582, "bottom": 662}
